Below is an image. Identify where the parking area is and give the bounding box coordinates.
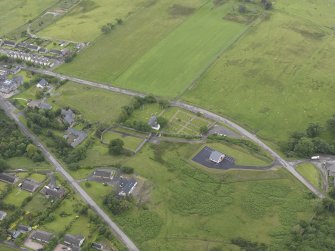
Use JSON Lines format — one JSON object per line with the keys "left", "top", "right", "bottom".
{"left": 192, "top": 146, "right": 235, "bottom": 169}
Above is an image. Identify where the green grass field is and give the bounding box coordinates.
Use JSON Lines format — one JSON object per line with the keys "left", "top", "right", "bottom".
{"left": 7, "top": 157, "right": 52, "bottom": 171}
{"left": 296, "top": 163, "right": 321, "bottom": 189}
{"left": 102, "top": 131, "right": 144, "bottom": 151}
{"left": 4, "top": 188, "right": 32, "bottom": 207}
{"left": 0, "top": 0, "right": 57, "bottom": 35}
{"left": 57, "top": 0, "right": 207, "bottom": 81}
{"left": 38, "top": 0, "right": 147, "bottom": 41}
{"left": 48, "top": 81, "right": 132, "bottom": 124}
{"left": 83, "top": 142, "right": 316, "bottom": 250}
{"left": 182, "top": 2, "right": 335, "bottom": 143}
{"left": 28, "top": 173, "right": 46, "bottom": 183}
{"left": 116, "top": 2, "right": 248, "bottom": 97}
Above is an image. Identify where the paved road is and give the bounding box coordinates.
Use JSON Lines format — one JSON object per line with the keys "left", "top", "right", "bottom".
{"left": 0, "top": 98, "right": 139, "bottom": 251}
{"left": 24, "top": 68, "right": 325, "bottom": 199}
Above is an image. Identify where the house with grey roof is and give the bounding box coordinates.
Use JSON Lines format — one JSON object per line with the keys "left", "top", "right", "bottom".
{"left": 3, "top": 40, "right": 16, "bottom": 47}
{"left": 31, "top": 230, "right": 53, "bottom": 243}
{"left": 27, "top": 100, "right": 52, "bottom": 110}
{"left": 61, "top": 109, "right": 75, "bottom": 126}
{"left": 64, "top": 128, "right": 87, "bottom": 148}
{"left": 0, "top": 211, "right": 7, "bottom": 221}
{"left": 27, "top": 44, "right": 40, "bottom": 51}
{"left": 64, "top": 234, "right": 85, "bottom": 247}
{"left": 20, "top": 178, "right": 40, "bottom": 193}
{"left": 0, "top": 173, "right": 18, "bottom": 184}
{"left": 36, "top": 78, "right": 49, "bottom": 89}
{"left": 93, "top": 169, "right": 115, "bottom": 180}
{"left": 209, "top": 151, "right": 225, "bottom": 164}
{"left": 148, "top": 116, "right": 160, "bottom": 130}
{"left": 18, "top": 224, "right": 32, "bottom": 233}
{"left": 0, "top": 75, "right": 23, "bottom": 94}
{"left": 118, "top": 177, "right": 137, "bottom": 197}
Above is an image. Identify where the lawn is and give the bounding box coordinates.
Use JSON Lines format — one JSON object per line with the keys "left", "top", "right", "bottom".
{"left": 48, "top": 81, "right": 133, "bottom": 124}
{"left": 296, "top": 163, "right": 322, "bottom": 189}
{"left": 6, "top": 157, "right": 52, "bottom": 171}
{"left": 4, "top": 188, "right": 32, "bottom": 207}
{"left": 28, "top": 173, "right": 46, "bottom": 183}
{"left": 84, "top": 142, "right": 316, "bottom": 250}
{"left": 102, "top": 131, "right": 144, "bottom": 152}
{"left": 116, "top": 1, "right": 248, "bottom": 97}
{"left": 38, "top": 0, "right": 147, "bottom": 41}
{"left": 0, "top": 0, "right": 57, "bottom": 35}
{"left": 182, "top": 3, "right": 335, "bottom": 144}
{"left": 56, "top": 0, "right": 208, "bottom": 83}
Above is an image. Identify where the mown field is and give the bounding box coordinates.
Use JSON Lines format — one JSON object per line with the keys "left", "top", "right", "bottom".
{"left": 38, "top": 0, "right": 147, "bottom": 41}
{"left": 83, "top": 142, "right": 316, "bottom": 251}
{"left": 0, "top": 0, "right": 57, "bottom": 35}
{"left": 296, "top": 162, "right": 322, "bottom": 189}
{"left": 57, "top": 0, "right": 207, "bottom": 80}
{"left": 182, "top": 0, "right": 335, "bottom": 143}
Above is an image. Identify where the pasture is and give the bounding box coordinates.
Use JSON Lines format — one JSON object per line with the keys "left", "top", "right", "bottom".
{"left": 39, "top": 0, "right": 147, "bottom": 41}
{"left": 296, "top": 163, "right": 321, "bottom": 189}
{"left": 83, "top": 142, "right": 316, "bottom": 250}
{"left": 102, "top": 131, "right": 144, "bottom": 152}
{"left": 182, "top": 2, "right": 335, "bottom": 143}
{"left": 0, "top": 0, "right": 57, "bottom": 35}
{"left": 116, "top": 1, "right": 247, "bottom": 97}
{"left": 7, "top": 157, "right": 52, "bottom": 171}
{"left": 48, "top": 81, "right": 132, "bottom": 124}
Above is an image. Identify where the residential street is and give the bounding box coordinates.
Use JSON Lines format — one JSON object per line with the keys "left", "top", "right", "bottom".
{"left": 0, "top": 97, "right": 140, "bottom": 251}
{"left": 25, "top": 67, "right": 325, "bottom": 199}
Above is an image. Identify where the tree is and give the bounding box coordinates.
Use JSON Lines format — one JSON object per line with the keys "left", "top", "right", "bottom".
{"left": 0, "top": 159, "right": 10, "bottom": 172}
{"left": 294, "top": 137, "right": 315, "bottom": 157}
{"left": 306, "top": 123, "right": 321, "bottom": 138}
{"left": 199, "top": 125, "right": 209, "bottom": 135}
{"left": 327, "top": 115, "right": 335, "bottom": 133}
{"left": 157, "top": 117, "right": 168, "bottom": 129}
{"left": 101, "top": 25, "right": 111, "bottom": 34}
{"left": 109, "top": 139, "right": 124, "bottom": 155}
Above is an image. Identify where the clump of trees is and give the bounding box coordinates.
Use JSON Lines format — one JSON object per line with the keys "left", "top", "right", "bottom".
{"left": 261, "top": 0, "right": 272, "bottom": 10}
{"left": 283, "top": 121, "right": 335, "bottom": 158}
{"left": 231, "top": 237, "right": 267, "bottom": 251}
{"left": 108, "top": 139, "right": 125, "bottom": 155}
{"left": 101, "top": 18, "right": 124, "bottom": 34}
{"left": 103, "top": 192, "right": 134, "bottom": 215}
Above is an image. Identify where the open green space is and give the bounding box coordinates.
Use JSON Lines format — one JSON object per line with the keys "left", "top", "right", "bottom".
{"left": 39, "top": 0, "right": 147, "bottom": 41}
{"left": 48, "top": 81, "right": 132, "bottom": 124}
{"left": 7, "top": 157, "right": 52, "bottom": 171}
{"left": 0, "top": 244, "right": 18, "bottom": 251}
{"left": 183, "top": 4, "right": 335, "bottom": 144}
{"left": 83, "top": 142, "right": 316, "bottom": 250}
{"left": 28, "top": 173, "right": 46, "bottom": 183}
{"left": 57, "top": 0, "right": 207, "bottom": 83}
{"left": 0, "top": 0, "right": 57, "bottom": 35}
{"left": 4, "top": 188, "right": 32, "bottom": 207}
{"left": 102, "top": 131, "right": 144, "bottom": 152}
{"left": 116, "top": 1, "right": 248, "bottom": 97}
{"left": 296, "top": 163, "right": 322, "bottom": 189}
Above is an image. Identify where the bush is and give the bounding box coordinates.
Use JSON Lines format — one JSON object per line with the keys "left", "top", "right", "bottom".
{"left": 109, "top": 139, "right": 124, "bottom": 155}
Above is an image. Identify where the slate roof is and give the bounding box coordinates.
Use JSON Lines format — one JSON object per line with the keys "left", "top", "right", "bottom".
{"left": 0, "top": 173, "right": 17, "bottom": 184}
{"left": 37, "top": 78, "right": 48, "bottom": 88}
{"left": 61, "top": 109, "right": 75, "bottom": 125}
{"left": 148, "top": 116, "right": 158, "bottom": 127}
{"left": 18, "top": 224, "right": 32, "bottom": 232}
{"left": 118, "top": 178, "right": 137, "bottom": 197}
{"left": 3, "top": 40, "right": 16, "bottom": 46}
{"left": 209, "top": 151, "right": 225, "bottom": 163}
{"left": 64, "top": 128, "right": 87, "bottom": 148}
{"left": 21, "top": 178, "right": 40, "bottom": 192}
{"left": 64, "top": 234, "right": 85, "bottom": 247}
{"left": 31, "top": 230, "right": 53, "bottom": 243}
{"left": 93, "top": 169, "right": 114, "bottom": 179}
{"left": 27, "top": 100, "right": 52, "bottom": 110}
{"left": 41, "top": 185, "right": 66, "bottom": 199}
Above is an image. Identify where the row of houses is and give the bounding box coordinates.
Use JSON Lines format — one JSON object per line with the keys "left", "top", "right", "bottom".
{"left": 2, "top": 49, "right": 58, "bottom": 67}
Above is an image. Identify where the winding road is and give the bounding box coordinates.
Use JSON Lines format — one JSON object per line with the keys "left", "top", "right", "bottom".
{"left": 24, "top": 67, "right": 325, "bottom": 199}
{"left": 0, "top": 97, "right": 140, "bottom": 251}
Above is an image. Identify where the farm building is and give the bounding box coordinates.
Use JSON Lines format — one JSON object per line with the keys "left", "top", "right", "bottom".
{"left": 148, "top": 116, "right": 160, "bottom": 130}
{"left": 20, "top": 178, "right": 40, "bottom": 193}
{"left": 209, "top": 150, "right": 225, "bottom": 164}
{"left": 64, "top": 128, "right": 87, "bottom": 147}
{"left": 0, "top": 173, "right": 18, "bottom": 184}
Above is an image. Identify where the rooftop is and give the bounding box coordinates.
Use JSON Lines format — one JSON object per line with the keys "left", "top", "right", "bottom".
{"left": 21, "top": 178, "right": 40, "bottom": 193}
{"left": 31, "top": 230, "right": 53, "bottom": 243}
{"left": 0, "top": 173, "right": 17, "bottom": 184}
{"left": 64, "top": 234, "right": 85, "bottom": 247}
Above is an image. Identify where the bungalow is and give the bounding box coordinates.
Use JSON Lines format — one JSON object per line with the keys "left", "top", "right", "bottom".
{"left": 118, "top": 178, "right": 137, "bottom": 197}
{"left": 0, "top": 211, "right": 7, "bottom": 221}
{"left": 0, "top": 173, "right": 18, "bottom": 184}
{"left": 64, "top": 234, "right": 85, "bottom": 247}
{"left": 148, "top": 116, "right": 160, "bottom": 130}
{"left": 20, "top": 178, "right": 40, "bottom": 193}
{"left": 61, "top": 108, "right": 75, "bottom": 126}
{"left": 93, "top": 169, "right": 115, "bottom": 180}
{"left": 64, "top": 128, "right": 87, "bottom": 148}
{"left": 209, "top": 150, "right": 225, "bottom": 164}
{"left": 27, "top": 100, "right": 52, "bottom": 110}
{"left": 36, "top": 78, "right": 49, "bottom": 89}
{"left": 31, "top": 230, "right": 53, "bottom": 243}
{"left": 40, "top": 185, "right": 65, "bottom": 199}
